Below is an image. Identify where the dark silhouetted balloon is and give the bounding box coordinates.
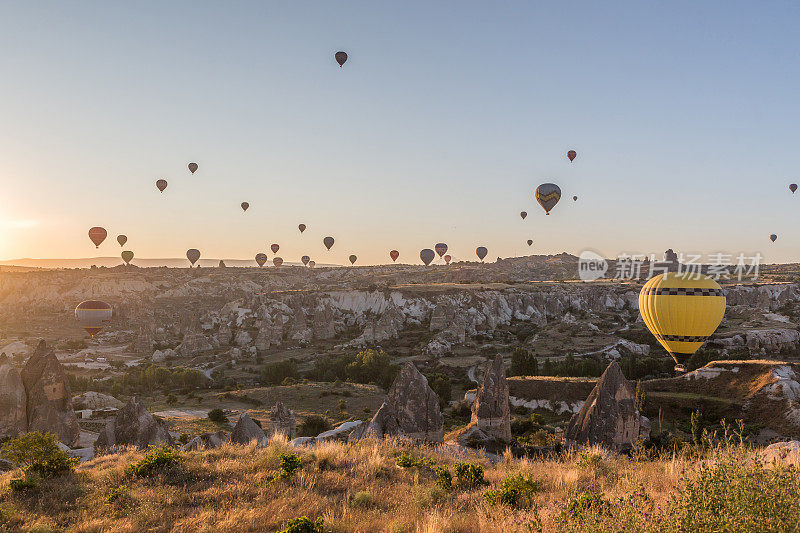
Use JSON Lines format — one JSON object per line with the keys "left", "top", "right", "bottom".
{"left": 527, "top": 239, "right": 533, "bottom": 246}
{"left": 420, "top": 249, "right": 435, "bottom": 266}
{"left": 567, "top": 150, "right": 577, "bottom": 162}
{"left": 255, "top": 253, "right": 267, "bottom": 267}
{"left": 573, "top": 196, "right": 578, "bottom": 201}
{"left": 435, "top": 243, "right": 448, "bottom": 257}
{"left": 444, "top": 254, "right": 451, "bottom": 264}
{"left": 188, "top": 163, "right": 198, "bottom": 174}
{"left": 335, "top": 51, "right": 348, "bottom": 67}
{"left": 349, "top": 255, "right": 357, "bottom": 265}
{"left": 770, "top": 234, "right": 777, "bottom": 242}
{"left": 241, "top": 202, "right": 249, "bottom": 212}
{"left": 298, "top": 224, "right": 306, "bottom": 233}
{"left": 324, "top": 236, "right": 334, "bottom": 250}
{"left": 117, "top": 235, "right": 127, "bottom": 247}
{"left": 186, "top": 248, "right": 200, "bottom": 266}
{"left": 535, "top": 183, "right": 561, "bottom": 215}
{"left": 390, "top": 250, "right": 399, "bottom": 262}
{"left": 273, "top": 257, "right": 283, "bottom": 267}
{"left": 88, "top": 227, "right": 107, "bottom": 248}
{"left": 271, "top": 244, "right": 279, "bottom": 254}
{"left": 308, "top": 260, "right": 316, "bottom": 268}
{"left": 75, "top": 300, "right": 112, "bottom": 338}
{"left": 121, "top": 251, "right": 133, "bottom": 265}
{"left": 791, "top": 184, "right": 798, "bottom": 194}
{"left": 476, "top": 247, "right": 488, "bottom": 261}
{"left": 301, "top": 255, "right": 310, "bottom": 266}
{"left": 156, "top": 179, "right": 167, "bottom": 192}
{"left": 520, "top": 211, "right": 527, "bottom": 220}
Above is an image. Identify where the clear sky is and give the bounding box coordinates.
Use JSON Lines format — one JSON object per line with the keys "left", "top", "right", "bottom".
{"left": 1, "top": 1, "right": 799, "bottom": 266}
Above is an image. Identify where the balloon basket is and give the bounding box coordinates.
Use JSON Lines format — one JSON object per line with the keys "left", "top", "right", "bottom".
{"left": 674, "top": 364, "right": 686, "bottom": 373}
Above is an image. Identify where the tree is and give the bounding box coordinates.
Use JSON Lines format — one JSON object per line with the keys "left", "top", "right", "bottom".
{"left": 510, "top": 347, "right": 538, "bottom": 376}
{"left": 691, "top": 409, "right": 705, "bottom": 447}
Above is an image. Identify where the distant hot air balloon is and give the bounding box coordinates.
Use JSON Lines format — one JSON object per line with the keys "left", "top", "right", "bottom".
{"left": 88, "top": 227, "right": 107, "bottom": 248}
{"left": 520, "top": 211, "right": 527, "bottom": 220}
{"left": 298, "top": 224, "right": 306, "bottom": 233}
{"left": 255, "top": 253, "right": 267, "bottom": 267}
{"left": 444, "top": 254, "right": 451, "bottom": 264}
{"left": 301, "top": 255, "right": 310, "bottom": 266}
{"left": 573, "top": 196, "right": 578, "bottom": 202}
{"left": 435, "top": 243, "right": 448, "bottom": 257}
{"left": 156, "top": 179, "right": 167, "bottom": 192}
{"left": 273, "top": 257, "right": 283, "bottom": 267}
{"left": 324, "top": 237, "right": 335, "bottom": 250}
{"left": 476, "top": 247, "right": 488, "bottom": 261}
{"left": 390, "top": 250, "right": 399, "bottom": 262}
{"left": 791, "top": 184, "right": 798, "bottom": 194}
{"left": 121, "top": 251, "right": 134, "bottom": 265}
{"left": 75, "top": 300, "right": 112, "bottom": 338}
{"left": 639, "top": 272, "right": 726, "bottom": 372}
{"left": 186, "top": 248, "right": 201, "bottom": 266}
{"left": 535, "top": 183, "right": 561, "bottom": 215}
{"left": 188, "top": 163, "right": 198, "bottom": 174}
{"left": 117, "top": 235, "right": 127, "bottom": 247}
{"left": 335, "top": 51, "right": 348, "bottom": 67}
{"left": 770, "top": 234, "right": 777, "bottom": 242}
{"left": 349, "top": 255, "right": 357, "bottom": 265}
{"left": 308, "top": 260, "right": 316, "bottom": 268}
{"left": 527, "top": 239, "right": 533, "bottom": 246}
{"left": 567, "top": 150, "right": 577, "bottom": 162}
{"left": 241, "top": 202, "right": 249, "bottom": 212}
{"left": 271, "top": 244, "right": 280, "bottom": 254}
{"left": 420, "top": 249, "right": 435, "bottom": 266}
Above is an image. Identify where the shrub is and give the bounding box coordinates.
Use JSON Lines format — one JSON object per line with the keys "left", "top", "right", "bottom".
{"left": 262, "top": 360, "right": 298, "bottom": 385}
{"left": 435, "top": 467, "right": 452, "bottom": 490}
{"left": 395, "top": 452, "right": 434, "bottom": 469}
{"left": 510, "top": 347, "right": 538, "bottom": 376}
{"left": 278, "top": 453, "right": 302, "bottom": 479}
{"left": 453, "top": 462, "right": 487, "bottom": 488}
{"left": 1, "top": 432, "right": 78, "bottom": 479}
{"left": 483, "top": 473, "right": 541, "bottom": 508}
{"left": 424, "top": 373, "right": 451, "bottom": 407}
{"left": 208, "top": 408, "right": 227, "bottom": 424}
{"left": 691, "top": 409, "right": 705, "bottom": 447}
{"left": 280, "top": 516, "right": 324, "bottom": 533}
{"left": 8, "top": 476, "right": 39, "bottom": 493}
{"left": 349, "top": 491, "right": 374, "bottom": 508}
{"left": 337, "top": 399, "right": 347, "bottom": 411}
{"left": 127, "top": 445, "right": 181, "bottom": 478}
{"left": 298, "top": 415, "right": 331, "bottom": 437}
{"left": 563, "top": 486, "right": 612, "bottom": 520}
{"left": 105, "top": 485, "right": 134, "bottom": 509}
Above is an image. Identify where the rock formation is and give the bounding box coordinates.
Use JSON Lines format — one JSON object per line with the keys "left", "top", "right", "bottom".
{"left": 21, "top": 341, "right": 80, "bottom": 446}
{"left": 95, "top": 396, "right": 175, "bottom": 450}
{"left": 268, "top": 401, "right": 296, "bottom": 439}
{"left": 230, "top": 412, "right": 268, "bottom": 446}
{"left": 183, "top": 430, "right": 230, "bottom": 451}
{"left": 470, "top": 355, "right": 511, "bottom": 443}
{"left": 0, "top": 354, "right": 27, "bottom": 438}
{"left": 564, "top": 361, "right": 649, "bottom": 451}
{"left": 72, "top": 391, "right": 123, "bottom": 410}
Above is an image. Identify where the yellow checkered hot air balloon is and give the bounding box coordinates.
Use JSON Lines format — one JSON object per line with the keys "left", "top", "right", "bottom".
{"left": 638, "top": 272, "right": 726, "bottom": 372}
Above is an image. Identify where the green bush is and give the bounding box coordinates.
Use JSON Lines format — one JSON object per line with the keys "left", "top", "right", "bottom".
{"left": 279, "top": 453, "right": 302, "bottom": 479}
{"left": 208, "top": 408, "right": 227, "bottom": 424}
{"left": 435, "top": 467, "right": 452, "bottom": 490}
{"left": 1, "top": 432, "right": 78, "bottom": 479}
{"left": 262, "top": 360, "right": 299, "bottom": 385}
{"left": 453, "top": 462, "right": 487, "bottom": 488}
{"left": 298, "top": 415, "right": 331, "bottom": 437}
{"left": 510, "top": 347, "right": 538, "bottom": 376}
{"left": 312, "top": 349, "right": 398, "bottom": 389}
{"left": 280, "top": 516, "right": 324, "bottom": 533}
{"left": 483, "top": 473, "right": 541, "bottom": 508}
{"left": 8, "top": 476, "right": 39, "bottom": 493}
{"left": 349, "top": 491, "right": 374, "bottom": 508}
{"left": 105, "top": 485, "right": 134, "bottom": 509}
{"left": 127, "top": 445, "right": 181, "bottom": 478}
{"left": 424, "top": 373, "right": 451, "bottom": 407}
{"left": 395, "top": 452, "right": 434, "bottom": 469}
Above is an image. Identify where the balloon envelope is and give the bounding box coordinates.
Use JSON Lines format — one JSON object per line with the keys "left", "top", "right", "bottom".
{"left": 335, "top": 51, "right": 348, "bottom": 67}
{"left": 75, "top": 300, "right": 112, "bottom": 337}
{"left": 349, "top": 255, "right": 357, "bottom": 265}
{"left": 639, "top": 273, "right": 725, "bottom": 371}
{"left": 186, "top": 248, "right": 201, "bottom": 265}
{"left": 324, "top": 237, "right": 334, "bottom": 250}
{"left": 121, "top": 251, "right": 134, "bottom": 265}
{"left": 273, "top": 257, "right": 283, "bottom": 267}
{"left": 527, "top": 239, "right": 533, "bottom": 246}
{"left": 420, "top": 249, "right": 435, "bottom": 266}
{"left": 535, "top": 183, "right": 562, "bottom": 214}
{"left": 520, "top": 211, "right": 527, "bottom": 220}
{"left": 271, "top": 244, "right": 280, "bottom": 254}
{"left": 390, "top": 250, "right": 399, "bottom": 262}
{"left": 301, "top": 255, "right": 310, "bottom": 265}
{"left": 298, "top": 224, "right": 306, "bottom": 233}
{"left": 255, "top": 253, "right": 267, "bottom": 267}
{"left": 241, "top": 202, "right": 249, "bottom": 212}
{"left": 444, "top": 254, "right": 451, "bottom": 264}
{"left": 476, "top": 247, "right": 488, "bottom": 261}
{"left": 791, "top": 184, "right": 798, "bottom": 193}
{"left": 188, "top": 163, "right": 198, "bottom": 174}
{"left": 117, "top": 235, "right": 127, "bottom": 247}
{"left": 771, "top": 234, "right": 777, "bottom": 242}
{"left": 88, "top": 227, "right": 107, "bottom": 248}
{"left": 435, "top": 243, "right": 448, "bottom": 257}
{"left": 567, "top": 150, "right": 577, "bottom": 162}
{"left": 308, "top": 260, "right": 316, "bottom": 268}
{"left": 156, "top": 179, "right": 167, "bottom": 192}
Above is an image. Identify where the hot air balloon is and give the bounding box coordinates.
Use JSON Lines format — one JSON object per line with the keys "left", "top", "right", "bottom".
{"left": 639, "top": 272, "right": 726, "bottom": 372}
{"left": 349, "top": 255, "right": 357, "bottom": 265}
{"left": 567, "top": 150, "right": 577, "bottom": 162}
{"left": 117, "top": 235, "right": 127, "bottom": 247}
{"left": 435, "top": 243, "right": 448, "bottom": 257}
{"left": 573, "top": 196, "right": 578, "bottom": 202}
{"left": 88, "top": 227, "right": 107, "bottom": 248}
{"left": 241, "top": 202, "right": 249, "bottom": 212}
{"left": 156, "top": 179, "right": 167, "bottom": 192}
{"left": 186, "top": 248, "right": 201, "bottom": 266}
{"left": 255, "top": 253, "right": 267, "bottom": 267}
{"left": 121, "top": 251, "right": 134, "bottom": 265}
{"left": 535, "top": 183, "right": 561, "bottom": 215}
{"left": 520, "top": 211, "right": 527, "bottom": 220}
{"left": 308, "top": 260, "right": 316, "bottom": 268}
{"left": 273, "top": 257, "right": 283, "bottom": 267}
{"left": 298, "top": 224, "right": 306, "bottom": 233}
{"left": 791, "top": 184, "right": 798, "bottom": 194}
{"left": 270, "top": 244, "right": 279, "bottom": 254}
{"left": 420, "top": 249, "right": 435, "bottom": 266}
{"left": 476, "top": 247, "right": 488, "bottom": 261}
{"left": 771, "top": 234, "right": 777, "bottom": 242}
{"left": 527, "top": 239, "right": 533, "bottom": 246}
{"left": 390, "top": 250, "right": 399, "bottom": 262}
{"left": 301, "top": 255, "right": 310, "bottom": 266}
{"left": 188, "top": 163, "right": 198, "bottom": 174}
{"left": 444, "top": 255, "right": 451, "bottom": 264}
{"left": 75, "top": 300, "right": 112, "bottom": 338}
{"left": 335, "top": 51, "right": 348, "bottom": 67}
{"left": 324, "top": 237, "right": 334, "bottom": 250}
